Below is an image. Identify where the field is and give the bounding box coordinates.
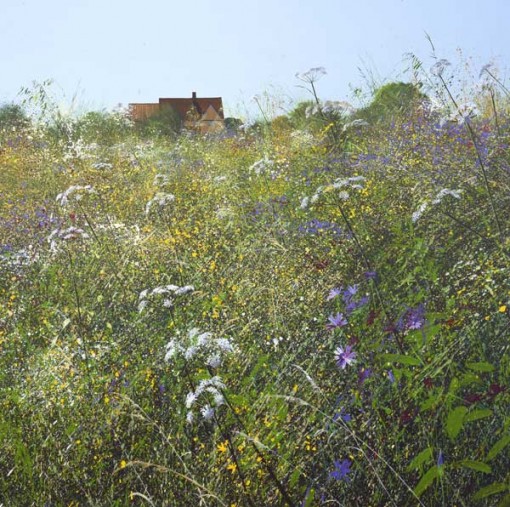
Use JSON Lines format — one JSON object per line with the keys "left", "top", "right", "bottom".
{"left": 0, "top": 64, "right": 509, "bottom": 506}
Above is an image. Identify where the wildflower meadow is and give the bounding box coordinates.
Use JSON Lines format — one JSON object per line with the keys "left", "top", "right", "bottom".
{"left": 0, "top": 57, "right": 509, "bottom": 506}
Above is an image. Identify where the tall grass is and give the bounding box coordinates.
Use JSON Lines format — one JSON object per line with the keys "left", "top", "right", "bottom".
{"left": 0, "top": 60, "right": 509, "bottom": 506}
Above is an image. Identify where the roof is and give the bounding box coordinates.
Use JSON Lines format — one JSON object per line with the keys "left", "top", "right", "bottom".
{"left": 159, "top": 97, "right": 224, "bottom": 120}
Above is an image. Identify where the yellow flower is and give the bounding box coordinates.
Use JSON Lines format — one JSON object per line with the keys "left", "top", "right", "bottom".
{"left": 226, "top": 462, "right": 237, "bottom": 474}
{"left": 217, "top": 440, "right": 228, "bottom": 453}
{"left": 120, "top": 460, "right": 127, "bottom": 469}
{"left": 499, "top": 305, "right": 507, "bottom": 313}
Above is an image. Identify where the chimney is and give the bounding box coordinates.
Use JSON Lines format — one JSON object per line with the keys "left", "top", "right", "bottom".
{"left": 192, "top": 91, "right": 197, "bottom": 99}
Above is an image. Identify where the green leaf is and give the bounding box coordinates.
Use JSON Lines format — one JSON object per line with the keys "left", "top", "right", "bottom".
{"left": 303, "top": 487, "right": 315, "bottom": 507}
{"left": 420, "top": 394, "right": 440, "bottom": 412}
{"left": 459, "top": 460, "right": 492, "bottom": 474}
{"left": 473, "top": 483, "right": 508, "bottom": 500}
{"left": 406, "top": 447, "right": 433, "bottom": 472}
{"left": 498, "top": 493, "right": 510, "bottom": 507}
{"left": 446, "top": 406, "right": 468, "bottom": 440}
{"left": 466, "top": 362, "right": 495, "bottom": 372}
{"left": 487, "top": 435, "right": 510, "bottom": 461}
{"left": 464, "top": 409, "right": 493, "bottom": 423}
{"left": 414, "top": 466, "right": 439, "bottom": 497}
{"left": 381, "top": 353, "right": 422, "bottom": 366}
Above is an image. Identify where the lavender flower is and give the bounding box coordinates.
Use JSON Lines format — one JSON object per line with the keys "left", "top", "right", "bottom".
{"left": 405, "top": 304, "right": 425, "bottom": 330}
{"left": 334, "top": 345, "right": 356, "bottom": 369}
{"left": 326, "top": 287, "right": 342, "bottom": 301}
{"left": 327, "top": 313, "right": 348, "bottom": 330}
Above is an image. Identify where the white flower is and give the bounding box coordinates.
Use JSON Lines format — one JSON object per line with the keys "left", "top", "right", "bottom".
{"left": 197, "top": 332, "right": 212, "bottom": 347}
{"left": 185, "top": 391, "right": 198, "bottom": 408}
{"left": 412, "top": 202, "right": 429, "bottom": 223}
{"left": 300, "top": 196, "right": 310, "bottom": 210}
{"left": 163, "top": 298, "right": 174, "bottom": 308}
{"left": 430, "top": 59, "right": 451, "bottom": 77}
{"left": 145, "top": 192, "right": 175, "bottom": 215}
{"left": 56, "top": 185, "right": 96, "bottom": 206}
{"left": 186, "top": 411, "right": 194, "bottom": 424}
{"left": 295, "top": 67, "right": 327, "bottom": 83}
{"left": 206, "top": 354, "right": 222, "bottom": 368}
{"left": 184, "top": 345, "right": 198, "bottom": 360}
{"left": 174, "top": 285, "right": 194, "bottom": 296}
{"left": 338, "top": 191, "right": 350, "bottom": 200}
{"left": 249, "top": 157, "right": 274, "bottom": 176}
{"left": 432, "top": 188, "right": 462, "bottom": 205}
{"left": 213, "top": 392, "right": 225, "bottom": 406}
{"left": 201, "top": 405, "right": 215, "bottom": 421}
{"left": 216, "top": 338, "right": 234, "bottom": 353}
{"left": 164, "top": 340, "right": 181, "bottom": 362}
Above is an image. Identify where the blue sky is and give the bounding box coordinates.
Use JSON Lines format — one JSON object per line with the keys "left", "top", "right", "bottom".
{"left": 1, "top": 0, "right": 509, "bottom": 119}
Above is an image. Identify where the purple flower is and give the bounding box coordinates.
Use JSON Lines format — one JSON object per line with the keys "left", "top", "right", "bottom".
{"left": 358, "top": 367, "right": 372, "bottom": 384}
{"left": 405, "top": 304, "right": 425, "bottom": 330}
{"left": 387, "top": 370, "right": 395, "bottom": 383}
{"left": 343, "top": 285, "right": 359, "bottom": 303}
{"left": 364, "top": 271, "right": 377, "bottom": 280}
{"left": 437, "top": 450, "right": 445, "bottom": 466}
{"left": 333, "top": 407, "right": 352, "bottom": 423}
{"left": 329, "top": 458, "right": 352, "bottom": 482}
{"left": 327, "top": 313, "right": 348, "bottom": 330}
{"left": 334, "top": 345, "right": 356, "bottom": 369}
{"left": 327, "top": 287, "right": 342, "bottom": 301}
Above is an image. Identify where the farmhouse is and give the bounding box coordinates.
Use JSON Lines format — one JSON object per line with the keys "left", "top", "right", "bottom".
{"left": 129, "top": 92, "right": 225, "bottom": 134}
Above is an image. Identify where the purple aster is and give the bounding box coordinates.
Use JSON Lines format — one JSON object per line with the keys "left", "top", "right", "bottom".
{"left": 387, "top": 370, "right": 395, "bottom": 383}
{"left": 327, "top": 312, "right": 348, "bottom": 330}
{"left": 334, "top": 345, "right": 356, "bottom": 369}
{"left": 329, "top": 458, "right": 352, "bottom": 482}
{"left": 326, "top": 287, "right": 342, "bottom": 301}
{"left": 342, "top": 285, "right": 359, "bottom": 303}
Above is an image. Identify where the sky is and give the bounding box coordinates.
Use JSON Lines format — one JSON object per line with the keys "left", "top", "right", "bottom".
{"left": 1, "top": 0, "right": 509, "bottom": 120}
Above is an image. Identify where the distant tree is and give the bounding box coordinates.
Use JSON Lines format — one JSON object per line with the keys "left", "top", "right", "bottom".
{"left": 137, "top": 106, "right": 182, "bottom": 138}
{"left": 224, "top": 117, "right": 243, "bottom": 133}
{"left": 75, "top": 110, "right": 133, "bottom": 144}
{"left": 357, "top": 82, "right": 428, "bottom": 123}
{"left": 0, "top": 103, "right": 30, "bottom": 130}
{"left": 287, "top": 100, "right": 315, "bottom": 130}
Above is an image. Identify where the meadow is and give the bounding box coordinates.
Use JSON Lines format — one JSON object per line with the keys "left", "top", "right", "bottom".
{"left": 0, "top": 61, "right": 509, "bottom": 506}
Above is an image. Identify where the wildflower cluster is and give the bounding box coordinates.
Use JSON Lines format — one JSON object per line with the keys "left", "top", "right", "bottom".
{"left": 164, "top": 328, "right": 235, "bottom": 424}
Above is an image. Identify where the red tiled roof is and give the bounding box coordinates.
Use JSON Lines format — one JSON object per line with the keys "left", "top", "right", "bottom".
{"left": 159, "top": 97, "right": 224, "bottom": 119}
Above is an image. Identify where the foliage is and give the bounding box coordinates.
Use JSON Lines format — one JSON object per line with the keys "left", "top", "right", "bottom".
{"left": 356, "top": 81, "right": 428, "bottom": 124}
{"left": 0, "top": 103, "right": 30, "bottom": 132}
{"left": 0, "top": 61, "right": 510, "bottom": 506}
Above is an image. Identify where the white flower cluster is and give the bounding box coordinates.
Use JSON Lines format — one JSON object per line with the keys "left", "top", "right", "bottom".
{"left": 305, "top": 100, "right": 356, "bottom": 118}
{"left": 145, "top": 192, "right": 175, "bottom": 215}
{"left": 412, "top": 188, "right": 463, "bottom": 223}
{"left": 91, "top": 162, "right": 113, "bottom": 170}
{"left": 300, "top": 176, "right": 366, "bottom": 209}
{"left": 430, "top": 59, "right": 451, "bottom": 78}
{"left": 56, "top": 185, "right": 96, "bottom": 206}
{"left": 342, "top": 119, "right": 369, "bottom": 132}
{"left": 295, "top": 66, "right": 327, "bottom": 83}
{"left": 48, "top": 226, "right": 90, "bottom": 252}
{"left": 164, "top": 328, "right": 235, "bottom": 424}
{"left": 153, "top": 174, "right": 170, "bottom": 187}
{"left": 138, "top": 284, "right": 194, "bottom": 312}
{"left": 249, "top": 157, "right": 275, "bottom": 176}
